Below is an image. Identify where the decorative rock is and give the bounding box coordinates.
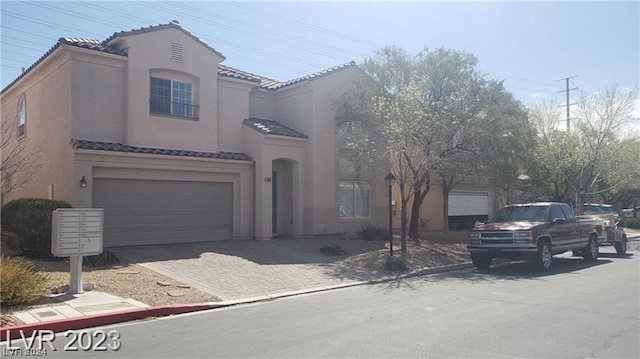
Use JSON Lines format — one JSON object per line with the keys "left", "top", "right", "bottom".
{"left": 167, "top": 291, "right": 185, "bottom": 297}
{"left": 117, "top": 270, "right": 139, "bottom": 274}
{"left": 156, "top": 281, "right": 171, "bottom": 287}
{"left": 176, "top": 284, "right": 190, "bottom": 289}
{"left": 50, "top": 283, "right": 95, "bottom": 294}
{"left": 106, "top": 265, "right": 125, "bottom": 270}
{"left": 50, "top": 285, "right": 69, "bottom": 294}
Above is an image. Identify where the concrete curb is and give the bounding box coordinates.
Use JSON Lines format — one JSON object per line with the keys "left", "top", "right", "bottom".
{"left": 0, "top": 304, "right": 210, "bottom": 342}
{"left": 1, "top": 262, "right": 473, "bottom": 339}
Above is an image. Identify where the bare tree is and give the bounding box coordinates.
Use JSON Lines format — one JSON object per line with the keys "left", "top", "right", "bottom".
{"left": 1, "top": 112, "right": 40, "bottom": 200}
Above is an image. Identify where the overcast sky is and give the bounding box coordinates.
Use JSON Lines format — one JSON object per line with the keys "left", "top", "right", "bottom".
{"left": 2, "top": 1, "right": 638, "bottom": 112}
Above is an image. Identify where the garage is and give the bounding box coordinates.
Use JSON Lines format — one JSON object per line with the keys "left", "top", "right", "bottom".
{"left": 448, "top": 191, "right": 489, "bottom": 230}
{"left": 93, "top": 179, "right": 233, "bottom": 247}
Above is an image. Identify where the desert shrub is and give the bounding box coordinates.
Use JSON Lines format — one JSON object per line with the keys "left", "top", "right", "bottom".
{"left": 0, "top": 256, "right": 48, "bottom": 306}
{"left": 1, "top": 198, "right": 73, "bottom": 259}
{"left": 621, "top": 217, "right": 640, "bottom": 229}
{"left": 361, "top": 224, "right": 389, "bottom": 241}
{"left": 320, "top": 243, "right": 347, "bottom": 256}
{"left": 385, "top": 256, "right": 407, "bottom": 272}
{"left": 83, "top": 250, "right": 120, "bottom": 268}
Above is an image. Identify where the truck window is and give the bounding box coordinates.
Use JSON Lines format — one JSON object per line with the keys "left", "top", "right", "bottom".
{"left": 551, "top": 205, "right": 566, "bottom": 220}
{"left": 560, "top": 204, "right": 575, "bottom": 219}
{"left": 492, "top": 205, "right": 548, "bottom": 222}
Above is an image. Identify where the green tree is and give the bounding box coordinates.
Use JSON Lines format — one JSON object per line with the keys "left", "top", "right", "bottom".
{"left": 527, "top": 84, "right": 639, "bottom": 208}
{"left": 337, "top": 46, "right": 533, "bottom": 247}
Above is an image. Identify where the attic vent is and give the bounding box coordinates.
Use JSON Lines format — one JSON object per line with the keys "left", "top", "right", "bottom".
{"left": 171, "top": 43, "right": 183, "bottom": 63}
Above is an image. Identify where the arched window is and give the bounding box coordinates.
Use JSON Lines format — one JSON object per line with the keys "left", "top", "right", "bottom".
{"left": 17, "top": 94, "right": 26, "bottom": 136}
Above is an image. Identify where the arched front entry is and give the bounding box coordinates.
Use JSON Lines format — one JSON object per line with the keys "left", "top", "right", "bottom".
{"left": 272, "top": 158, "right": 294, "bottom": 236}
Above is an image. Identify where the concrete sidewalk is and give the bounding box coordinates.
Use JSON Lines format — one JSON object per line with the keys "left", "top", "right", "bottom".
{"left": 12, "top": 292, "right": 148, "bottom": 325}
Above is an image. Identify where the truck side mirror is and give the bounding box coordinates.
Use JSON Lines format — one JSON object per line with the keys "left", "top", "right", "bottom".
{"left": 552, "top": 218, "right": 567, "bottom": 225}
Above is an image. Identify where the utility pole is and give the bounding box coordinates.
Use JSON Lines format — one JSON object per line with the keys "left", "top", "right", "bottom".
{"left": 558, "top": 76, "right": 578, "bottom": 131}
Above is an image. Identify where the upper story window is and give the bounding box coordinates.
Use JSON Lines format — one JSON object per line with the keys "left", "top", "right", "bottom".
{"left": 150, "top": 77, "right": 198, "bottom": 120}
{"left": 337, "top": 121, "right": 371, "bottom": 219}
{"left": 17, "top": 94, "right": 26, "bottom": 136}
{"left": 339, "top": 150, "right": 370, "bottom": 178}
{"left": 337, "top": 120, "right": 369, "bottom": 147}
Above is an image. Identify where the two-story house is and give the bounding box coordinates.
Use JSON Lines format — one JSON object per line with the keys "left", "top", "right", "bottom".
{"left": 0, "top": 22, "right": 389, "bottom": 246}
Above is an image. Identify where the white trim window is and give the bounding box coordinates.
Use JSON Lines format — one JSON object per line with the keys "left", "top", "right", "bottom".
{"left": 150, "top": 77, "right": 197, "bottom": 119}
{"left": 339, "top": 181, "right": 371, "bottom": 218}
{"left": 17, "top": 94, "right": 26, "bottom": 136}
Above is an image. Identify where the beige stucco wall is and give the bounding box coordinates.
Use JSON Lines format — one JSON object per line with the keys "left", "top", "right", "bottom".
{"left": 118, "top": 28, "right": 223, "bottom": 151}
{"left": 249, "top": 90, "right": 277, "bottom": 120}
{"left": 72, "top": 150, "right": 254, "bottom": 240}
{"left": 217, "top": 78, "right": 253, "bottom": 152}
{"left": 69, "top": 49, "right": 127, "bottom": 142}
{"left": 1, "top": 49, "right": 74, "bottom": 205}
{"left": 243, "top": 125, "right": 306, "bottom": 240}
{"left": 302, "top": 67, "right": 388, "bottom": 235}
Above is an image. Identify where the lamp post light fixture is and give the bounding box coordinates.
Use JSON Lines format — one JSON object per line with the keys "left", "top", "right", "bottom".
{"left": 384, "top": 173, "right": 396, "bottom": 257}
{"left": 80, "top": 176, "right": 87, "bottom": 188}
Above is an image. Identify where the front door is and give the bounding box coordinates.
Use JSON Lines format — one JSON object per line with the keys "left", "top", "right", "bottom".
{"left": 272, "top": 171, "right": 277, "bottom": 235}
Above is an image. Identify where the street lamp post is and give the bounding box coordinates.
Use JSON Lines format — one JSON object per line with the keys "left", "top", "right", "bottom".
{"left": 384, "top": 173, "right": 396, "bottom": 257}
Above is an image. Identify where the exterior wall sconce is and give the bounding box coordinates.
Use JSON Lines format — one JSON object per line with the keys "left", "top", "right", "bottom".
{"left": 80, "top": 176, "right": 88, "bottom": 188}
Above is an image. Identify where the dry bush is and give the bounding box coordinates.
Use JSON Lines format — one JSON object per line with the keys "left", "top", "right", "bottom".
{"left": 1, "top": 256, "right": 48, "bottom": 306}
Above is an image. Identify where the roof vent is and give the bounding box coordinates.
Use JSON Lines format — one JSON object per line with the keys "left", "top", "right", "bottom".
{"left": 171, "top": 43, "right": 183, "bottom": 63}
{"left": 170, "top": 20, "right": 180, "bottom": 25}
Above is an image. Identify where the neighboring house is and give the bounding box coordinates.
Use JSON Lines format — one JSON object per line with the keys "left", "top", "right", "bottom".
{"left": 0, "top": 22, "right": 390, "bottom": 246}
{"left": 392, "top": 182, "right": 501, "bottom": 232}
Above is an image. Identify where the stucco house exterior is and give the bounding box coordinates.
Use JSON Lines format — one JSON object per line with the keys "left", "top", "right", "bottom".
{"left": 0, "top": 22, "right": 390, "bottom": 246}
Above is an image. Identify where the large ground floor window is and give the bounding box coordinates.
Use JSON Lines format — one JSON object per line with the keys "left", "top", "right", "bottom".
{"left": 339, "top": 181, "right": 371, "bottom": 218}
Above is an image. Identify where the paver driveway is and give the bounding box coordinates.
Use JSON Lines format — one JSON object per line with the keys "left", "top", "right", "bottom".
{"left": 111, "top": 238, "right": 384, "bottom": 300}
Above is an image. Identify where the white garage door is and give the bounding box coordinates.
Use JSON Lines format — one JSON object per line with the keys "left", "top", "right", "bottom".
{"left": 448, "top": 192, "right": 489, "bottom": 216}
{"left": 93, "top": 179, "right": 233, "bottom": 247}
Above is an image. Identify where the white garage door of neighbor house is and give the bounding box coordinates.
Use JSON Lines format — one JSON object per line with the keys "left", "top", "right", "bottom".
{"left": 93, "top": 179, "right": 233, "bottom": 247}
{"left": 448, "top": 192, "right": 489, "bottom": 216}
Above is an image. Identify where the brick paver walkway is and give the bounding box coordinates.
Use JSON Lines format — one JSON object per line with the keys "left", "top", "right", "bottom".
{"left": 112, "top": 238, "right": 385, "bottom": 300}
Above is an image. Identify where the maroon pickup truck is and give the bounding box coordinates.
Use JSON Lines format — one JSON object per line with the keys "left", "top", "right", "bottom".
{"left": 467, "top": 202, "right": 601, "bottom": 271}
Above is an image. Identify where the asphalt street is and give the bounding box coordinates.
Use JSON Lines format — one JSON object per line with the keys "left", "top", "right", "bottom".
{"left": 4, "top": 244, "right": 639, "bottom": 359}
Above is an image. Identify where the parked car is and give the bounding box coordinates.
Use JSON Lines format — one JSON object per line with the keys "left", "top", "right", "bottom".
{"left": 468, "top": 202, "right": 601, "bottom": 271}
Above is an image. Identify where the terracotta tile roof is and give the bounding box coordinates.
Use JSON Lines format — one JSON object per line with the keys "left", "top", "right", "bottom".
{"left": 2, "top": 22, "right": 221, "bottom": 95}
{"left": 103, "top": 22, "right": 225, "bottom": 59}
{"left": 59, "top": 37, "right": 128, "bottom": 56}
{"left": 260, "top": 61, "right": 357, "bottom": 90}
{"left": 71, "top": 139, "right": 252, "bottom": 161}
{"left": 2, "top": 21, "right": 355, "bottom": 95}
{"left": 243, "top": 118, "right": 308, "bottom": 139}
{"left": 1, "top": 37, "right": 128, "bottom": 95}
{"left": 217, "top": 64, "right": 264, "bottom": 83}
{"left": 218, "top": 62, "right": 357, "bottom": 90}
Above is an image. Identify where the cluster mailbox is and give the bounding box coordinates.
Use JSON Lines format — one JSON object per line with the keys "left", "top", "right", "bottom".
{"left": 52, "top": 209, "right": 103, "bottom": 257}
{"left": 51, "top": 208, "right": 104, "bottom": 294}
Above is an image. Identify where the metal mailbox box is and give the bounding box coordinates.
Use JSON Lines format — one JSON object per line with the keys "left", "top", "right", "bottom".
{"left": 52, "top": 208, "right": 104, "bottom": 257}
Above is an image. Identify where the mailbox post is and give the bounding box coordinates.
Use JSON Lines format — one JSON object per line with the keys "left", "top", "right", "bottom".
{"left": 52, "top": 209, "right": 104, "bottom": 294}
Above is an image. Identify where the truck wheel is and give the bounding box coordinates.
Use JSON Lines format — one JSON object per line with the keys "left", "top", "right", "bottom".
{"left": 536, "top": 241, "right": 552, "bottom": 271}
{"left": 615, "top": 240, "right": 627, "bottom": 255}
{"left": 471, "top": 254, "right": 492, "bottom": 270}
{"left": 582, "top": 236, "right": 599, "bottom": 261}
